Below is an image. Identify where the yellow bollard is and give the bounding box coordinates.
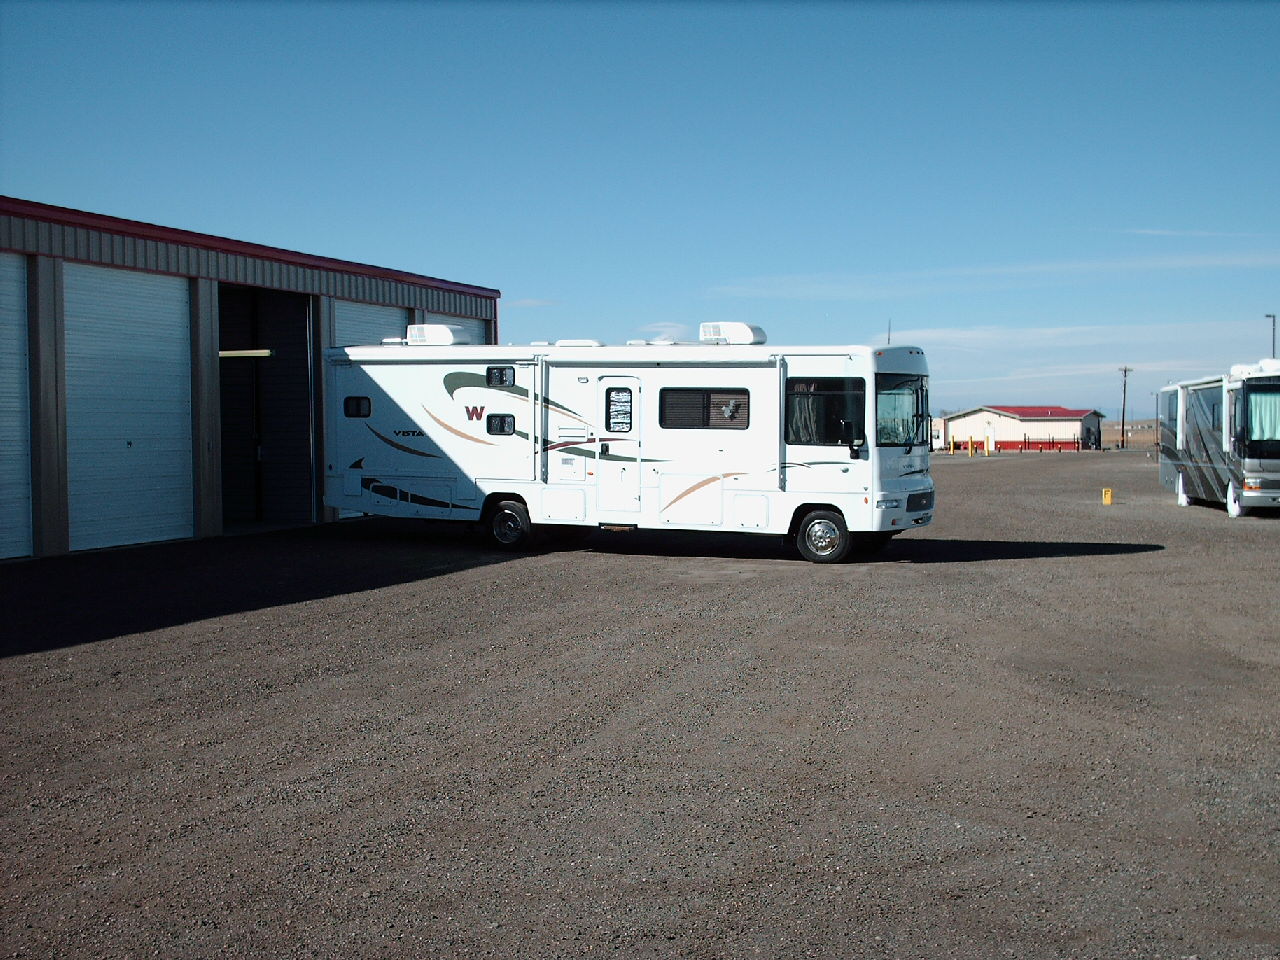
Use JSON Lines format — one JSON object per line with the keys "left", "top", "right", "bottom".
{"left": 1102, "top": 488, "right": 1113, "bottom": 505}
{"left": 968, "top": 436, "right": 974, "bottom": 458}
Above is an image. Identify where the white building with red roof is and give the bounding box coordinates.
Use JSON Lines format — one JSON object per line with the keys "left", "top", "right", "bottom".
{"left": 939, "top": 405, "right": 1104, "bottom": 452}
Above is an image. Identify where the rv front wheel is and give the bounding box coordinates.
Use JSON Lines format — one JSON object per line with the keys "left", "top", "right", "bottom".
{"left": 796, "top": 510, "right": 852, "bottom": 563}
{"left": 1226, "top": 481, "right": 1247, "bottom": 519}
{"left": 489, "top": 500, "right": 534, "bottom": 548}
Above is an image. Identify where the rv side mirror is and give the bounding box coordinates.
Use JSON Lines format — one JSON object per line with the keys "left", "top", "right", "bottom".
{"left": 839, "top": 419, "right": 865, "bottom": 458}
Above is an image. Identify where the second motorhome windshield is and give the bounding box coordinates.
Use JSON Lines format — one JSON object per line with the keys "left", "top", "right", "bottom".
{"left": 1242, "top": 380, "right": 1280, "bottom": 456}
{"left": 876, "top": 373, "right": 930, "bottom": 446}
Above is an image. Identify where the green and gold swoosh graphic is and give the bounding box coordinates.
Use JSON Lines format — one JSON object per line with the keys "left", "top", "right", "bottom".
{"left": 442, "top": 371, "right": 589, "bottom": 425}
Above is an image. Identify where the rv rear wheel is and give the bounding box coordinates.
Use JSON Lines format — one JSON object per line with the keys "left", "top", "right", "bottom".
{"left": 796, "top": 509, "right": 852, "bottom": 563}
{"left": 489, "top": 500, "right": 534, "bottom": 549}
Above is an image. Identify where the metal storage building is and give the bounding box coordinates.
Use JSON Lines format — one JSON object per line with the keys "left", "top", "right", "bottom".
{"left": 0, "top": 196, "right": 500, "bottom": 558}
{"left": 940, "top": 405, "right": 1104, "bottom": 452}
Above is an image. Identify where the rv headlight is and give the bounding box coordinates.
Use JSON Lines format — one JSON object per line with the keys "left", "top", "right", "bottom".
{"left": 876, "top": 498, "right": 902, "bottom": 509}
{"left": 1243, "top": 478, "right": 1262, "bottom": 492}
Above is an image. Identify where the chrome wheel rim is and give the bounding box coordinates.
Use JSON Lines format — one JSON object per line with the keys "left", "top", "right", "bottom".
{"left": 805, "top": 519, "right": 840, "bottom": 555}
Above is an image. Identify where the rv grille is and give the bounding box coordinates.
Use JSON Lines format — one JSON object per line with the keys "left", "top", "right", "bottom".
{"left": 906, "top": 491, "right": 934, "bottom": 512}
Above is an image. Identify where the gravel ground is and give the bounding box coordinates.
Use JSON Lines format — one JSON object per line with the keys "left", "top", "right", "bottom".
{"left": 1, "top": 451, "right": 1277, "bottom": 959}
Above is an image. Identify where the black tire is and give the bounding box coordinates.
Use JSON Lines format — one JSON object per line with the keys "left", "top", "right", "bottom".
{"left": 795, "top": 509, "right": 852, "bottom": 563}
{"left": 488, "top": 500, "right": 534, "bottom": 550}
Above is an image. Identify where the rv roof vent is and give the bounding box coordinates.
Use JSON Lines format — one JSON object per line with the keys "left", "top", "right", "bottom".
{"left": 699, "top": 322, "right": 767, "bottom": 345}
{"left": 554, "top": 339, "right": 604, "bottom": 347}
{"left": 407, "top": 323, "right": 473, "bottom": 346}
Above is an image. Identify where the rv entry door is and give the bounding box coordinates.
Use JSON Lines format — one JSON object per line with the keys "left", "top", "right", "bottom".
{"left": 596, "top": 376, "right": 642, "bottom": 513}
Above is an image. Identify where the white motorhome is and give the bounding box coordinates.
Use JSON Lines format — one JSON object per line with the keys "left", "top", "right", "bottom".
{"left": 323, "top": 322, "right": 934, "bottom": 562}
{"left": 1158, "top": 358, "right": 1280, "bottom": 517}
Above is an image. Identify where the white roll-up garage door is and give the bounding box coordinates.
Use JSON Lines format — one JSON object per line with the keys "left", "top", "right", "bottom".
{"left": 0, "top": 253, "right": 32, "bottom": 559}
{"left": 333, "top": 301, "right": 409, "bottom": 347}
{"left": 64, "top": 264, "right": 193, "bottom": 550}
{"left": 423, "top": 312, "right": 488, "bottom": 345}
{"left": 333, "top": 301, "right": 488, "bottom": 347}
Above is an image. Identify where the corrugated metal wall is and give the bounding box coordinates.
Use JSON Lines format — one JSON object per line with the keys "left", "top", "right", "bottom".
{"left": 0, "top": 211, "right": 497, "bottom": 328}
{"left": 334, "top": 300, "right": 411, "bottom": 347}
{"left": 63, "top": 263, "right": 193, "bottom": 550}
{"left": 0, "top": 252, "right": 32, "bottom": 558}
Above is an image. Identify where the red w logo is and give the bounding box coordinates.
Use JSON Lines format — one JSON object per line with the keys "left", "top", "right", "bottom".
{"left": 465, "top": 405, "right": 486, "bottom": 421}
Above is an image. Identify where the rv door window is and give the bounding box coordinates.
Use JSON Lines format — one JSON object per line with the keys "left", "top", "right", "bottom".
{"left": 605, "top": 388, "right": 633, "bottom": 432}
{"left": 785, "top": 378, "right": 865, "bottom": 445}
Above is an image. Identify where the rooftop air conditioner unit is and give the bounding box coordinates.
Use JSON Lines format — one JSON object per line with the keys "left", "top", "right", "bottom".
{"left": 699, "top": 322, "right": 767, "bottom": 345}
{"left": 407, "top": 324, "right": 473, "bottom": 345}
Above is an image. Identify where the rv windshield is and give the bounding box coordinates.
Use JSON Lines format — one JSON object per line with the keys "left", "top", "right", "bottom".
{"left": 1247, "top": 387, "right": 1280, "bottom": 441}
{"left": 876, "top": 373, "right": 929, "bottom": 446}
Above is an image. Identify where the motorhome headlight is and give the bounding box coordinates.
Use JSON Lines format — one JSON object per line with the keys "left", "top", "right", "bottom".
{"left": 876, "top": 498, "right": 902, "bottom": 509}
{"left": 1243, "top": 478, "right": 1262, "bottom": 492}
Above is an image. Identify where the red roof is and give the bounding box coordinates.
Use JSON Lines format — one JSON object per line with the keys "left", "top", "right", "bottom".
{"left": 0, "top": 196, "right": 501, "bottom": 299}
{"left": 987, "top": 405, "right": 1098, "bottom": 419}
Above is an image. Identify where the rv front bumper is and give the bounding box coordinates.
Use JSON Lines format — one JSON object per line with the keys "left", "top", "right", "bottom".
{"left": 874, "top": 488, "right": 935, "bottom": 530}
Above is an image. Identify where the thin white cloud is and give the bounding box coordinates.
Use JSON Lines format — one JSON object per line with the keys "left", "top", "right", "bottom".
{"left": 708, "top": 251, "right": 1280, "bottom": 301}
{"left": 1118, "top": 228, "right": 1264, "bottom": 238}
{"left": 639, "top": 321, "right": 690, "bottom": 342}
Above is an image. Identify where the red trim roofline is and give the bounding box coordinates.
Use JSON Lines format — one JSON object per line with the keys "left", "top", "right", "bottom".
{"left": 943, "top": 405, "right": 1105, "bottom": 421}
{"left": 0, "top": 196, "right": 500, "bottom": 300}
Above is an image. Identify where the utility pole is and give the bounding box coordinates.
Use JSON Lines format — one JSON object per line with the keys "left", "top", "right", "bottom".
{"left": 1268, "top": 314, "right": 1276, "bottom": 358}
{"left": 1119, "top": 366, "right": 1133, "bottom": 450}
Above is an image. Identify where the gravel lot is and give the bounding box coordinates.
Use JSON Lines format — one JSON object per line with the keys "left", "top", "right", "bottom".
{"left": 2, "top": 451, "right": 1277, "bottom": 959}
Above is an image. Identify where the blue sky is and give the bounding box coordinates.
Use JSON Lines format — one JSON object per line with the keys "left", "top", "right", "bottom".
{"left": 2, "top": 1, "right": 1277, "bottom": 416}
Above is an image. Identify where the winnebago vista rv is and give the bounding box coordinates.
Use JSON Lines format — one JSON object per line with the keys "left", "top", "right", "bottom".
{"left": 1159, "top": 358, "right": 1280, "bottom": 517}
{"left": 323, "top": 322, "right": 934, "bottom": 562}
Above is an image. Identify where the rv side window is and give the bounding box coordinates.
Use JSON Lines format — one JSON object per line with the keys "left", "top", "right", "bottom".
{"left": 344, "top": 396, "right": 372, "bottom": 418}
{"left": 487, "top": 366, "right": 516, "bottom": 387}
{"left": 658, "top": 389, "right": 750, "bottom": 429}
{"left": 786, "top": 378, "right": 865, "bottom": 445}
{"left": 486, "top": 414, "right": 516, "bottom": 436}
{"left": 605, "top": 388, "right": 633, "bottom": 432}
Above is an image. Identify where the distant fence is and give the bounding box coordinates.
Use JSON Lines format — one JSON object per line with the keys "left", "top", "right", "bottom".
{"left": 946, "top": 436, "right": 1087, "bottom": 454}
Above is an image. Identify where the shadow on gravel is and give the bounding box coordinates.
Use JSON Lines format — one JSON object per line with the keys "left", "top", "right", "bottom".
{"left": 0, "top": 519, "right": 515, "bottom": 657}
{"left": 881, "top": 538, "right": 1165, "bottom": 564}
{"left": 579, "top": 531, "right": 1164, "bottom": 564}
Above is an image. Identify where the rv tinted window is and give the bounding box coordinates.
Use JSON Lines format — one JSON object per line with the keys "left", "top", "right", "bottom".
{"left": 343, "top": 396, "right": 372, "bottom": 418}
{"left": 659, "top": 389, "right": 749, "bottom": 429}
{"left": 786, "top": 378, "right": 865, "bottom": 445}
{"left": 487, "top": 367, "right": 515, "bottom": 387}
{"left": 487, "top": 413, "right": 516, "bottom": 436}
{"left": 605, "top": 388, "right": 633, "bottom": 432}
